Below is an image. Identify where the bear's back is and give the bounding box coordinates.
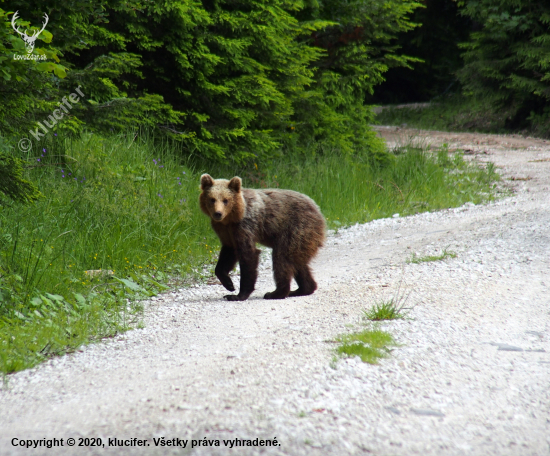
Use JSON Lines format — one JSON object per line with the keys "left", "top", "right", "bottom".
{"left": 241, "top": 187, "right": 325, "bottom": 253}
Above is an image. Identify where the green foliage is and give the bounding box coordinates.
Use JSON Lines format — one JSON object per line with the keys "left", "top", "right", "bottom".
{"left": 68, "top": 53, "right": 185, "bottom": 136}
{"left": 1, "top": 4, "right": 182, "bottom": 143}
{"left": 364, "top": 300, "right": 409, "bottom": 321}
{"left": 79, "top": 0, "right": 329, "bottom": 162}
{"left": 0, "top": 130, "right": 215, "bottom": 374}
{"left": 260, "top": 143, "right": 501, "bottom": 228}
{"left": 0, "top": 290, "right": 141, "bottom": 373}
{"left": 374, "top": 96, "right": 517, "bottom": 134}
{"left": 335, "top": 327, "right": 398, "bottom": 364}
{"left": 3, "top": 0, "right": 424, "bottom": 164}
{"left": 364, "top": 276, "right": 413, "bottom": 321}
{"left": 0, "top": 150, "right": 42, "bottom": 204}
{"left": 0, "top": 7, "right": 67, "bottom": 137}
{"left": 457, "top": 0, "right": 550, "bottom": 130}
{"left": 295, "top": 0, "right": 423, "bottom": 155}
{"left": 0, "top": 134, "right": 41, "bottom": 206}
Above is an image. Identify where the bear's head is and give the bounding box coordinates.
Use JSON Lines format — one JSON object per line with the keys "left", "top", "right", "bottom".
{"left": 199, "top": 174, "right": 245, "bottom": 224}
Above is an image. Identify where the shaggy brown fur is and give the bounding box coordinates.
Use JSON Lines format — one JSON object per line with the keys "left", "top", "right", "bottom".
{"left": 199, "top": 174, "right": 326, "bottom": 301}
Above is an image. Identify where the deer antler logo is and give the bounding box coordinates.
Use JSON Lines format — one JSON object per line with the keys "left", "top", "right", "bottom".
{"left": 11, "top": 11, "right": 49, "bottom": 54}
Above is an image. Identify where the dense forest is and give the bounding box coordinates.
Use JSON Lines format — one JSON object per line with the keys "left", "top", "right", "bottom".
{"left": 2, "top": 0, "right": 422, "bottom": 166}
{"left": 2, "top": 0, "right": 549, "bottom": 171}
{"left": 373, "top": 0, "right": 550, "bottom": 135}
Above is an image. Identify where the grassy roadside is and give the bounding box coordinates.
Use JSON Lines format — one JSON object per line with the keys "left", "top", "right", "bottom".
{"left": 374, "top": 95, "right": 550, "bottom": 138}
{"left": 265, "top": 144, "right": 499, "bottom": 230}
{"left": 0, "top": 130, "right": 501, "bottom": 375}
{"left": 1, "top": 131, "right": 218, "bottom": 374}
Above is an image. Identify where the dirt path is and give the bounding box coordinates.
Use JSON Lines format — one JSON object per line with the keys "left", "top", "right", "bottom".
{"left": 1, "top": 127, "right": 549, "bottom": 456}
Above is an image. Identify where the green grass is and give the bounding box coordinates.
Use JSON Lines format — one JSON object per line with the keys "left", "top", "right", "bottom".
{"left": 260, "top": 144, "right": 500, "bottom": 231}
{"left": 375, "top": 95, "right": 550, "bottom": 138}
{"left": 408, "top": 249, "right": 457, "bottom": 264}
{"left": 1, "top": 131, "right": 218, "bottom": 374}
{"left": 364, "top": 300, "right": 408, "bottom": 321}
{"left": 334, "top": 327, "right": 398, "bottom": 364}
{"left": 364, "top": 277, "right": 413, "bottom": 321}
{"left": 374, "top": 95, "right": 515, "bottom": 134}
{"left": 0, "top": 129, "right": 501, "bottom": 374}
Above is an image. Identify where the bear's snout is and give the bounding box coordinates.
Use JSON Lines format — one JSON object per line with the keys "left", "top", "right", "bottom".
{"left": 213, "top": 211, "right": 223, "bottom": 220}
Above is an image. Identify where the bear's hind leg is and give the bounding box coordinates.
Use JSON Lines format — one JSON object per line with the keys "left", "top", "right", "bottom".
{"left": 289, "top": 264, "right": 317, "bottom": 297}
{"left": 264, "top": 253, "right": 293, "bottom": 300}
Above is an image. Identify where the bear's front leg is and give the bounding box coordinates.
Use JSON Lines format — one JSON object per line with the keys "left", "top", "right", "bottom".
{"left": 215, "top": 245, "right": 237, "bottom": 291}
{"left": 224, "top": 241, "right": 260, "bottom": 301}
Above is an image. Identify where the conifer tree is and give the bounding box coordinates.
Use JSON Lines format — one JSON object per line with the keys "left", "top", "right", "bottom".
{"left": 3, "top": 1, "right": 423, "bottom": 162}
{"left": 457, "top": 0, "right": 550, "bottom": 128}
{"left": 0, "top": 151, "right": 42, "bottom": 204}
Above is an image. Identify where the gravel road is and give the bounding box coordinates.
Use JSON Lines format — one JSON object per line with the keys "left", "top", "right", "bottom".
{"left": 1, "top": 127, "right": 549, "bottom": 456}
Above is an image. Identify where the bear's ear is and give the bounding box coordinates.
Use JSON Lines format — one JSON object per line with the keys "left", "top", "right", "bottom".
{"left": 228, "top": 176, "right": 242, "bottom": 193}
{"left": 200, "top": 174, "right": 214, "bottom": 190}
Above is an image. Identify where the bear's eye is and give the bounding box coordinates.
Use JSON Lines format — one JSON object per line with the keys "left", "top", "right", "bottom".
{"left": 223, "top": 199, "right": 228, "bottom": 205}
{"left": 210, "top": 198, "right": 216, "bottom": 204}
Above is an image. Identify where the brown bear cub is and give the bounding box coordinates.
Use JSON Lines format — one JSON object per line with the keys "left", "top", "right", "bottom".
{"left": 199, "top": 174, "right": 325, "bottom": 301}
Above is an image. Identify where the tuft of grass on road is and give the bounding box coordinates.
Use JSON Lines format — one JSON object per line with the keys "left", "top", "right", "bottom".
{"left": 364, "top": 277, "right": 413, "bottom": 321}
{"left": 364, "top": 300, "right": 408, "bottom": 321}
{"left": 334, "top": 327, "right": 398, "bottom": 364}
{"left": 408, "top": 249, "right": 457, "bottom": 264}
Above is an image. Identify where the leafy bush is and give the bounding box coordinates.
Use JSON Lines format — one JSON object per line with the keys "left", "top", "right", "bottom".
{"left": 294, "top": 0, "right": 422, "bottom": 155}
